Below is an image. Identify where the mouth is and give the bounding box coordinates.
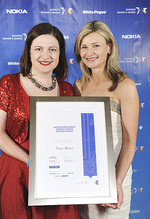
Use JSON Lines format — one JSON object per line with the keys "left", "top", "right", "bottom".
{"left": 39, "top": 61, "right": 52, "bottom": 66}
{"left": 86, "top": 57, "right": 97, "bottom": 62}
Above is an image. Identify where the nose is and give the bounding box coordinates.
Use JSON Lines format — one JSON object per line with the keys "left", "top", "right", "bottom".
{"left": 41, "top": 50, "right": 50, "bottom": 59}
{"left": 86, "top": 48, "right": 94, "bottom": 56}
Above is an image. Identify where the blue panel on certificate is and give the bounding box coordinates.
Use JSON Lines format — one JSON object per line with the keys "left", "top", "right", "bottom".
{"left": 81, "top": 113, "right": 97, "bottom": 178}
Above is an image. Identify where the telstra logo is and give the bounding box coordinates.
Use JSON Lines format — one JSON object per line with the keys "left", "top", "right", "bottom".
{"left": 67, "top": 8, "right": 72, "bottom": 14}
{"left": 139, "top": 146, "right": 144, "bottom": 151}
{"left": 69, "top": 59, "right": 73, "bottom": 64}
{"left": 139, "top": 188, "right": 143, "bottom": 193}
{"left": 142, "top": 8, "right": 147, "bottom": 14}
{"left": 141, "top": 57, "right": 146, "bottom": 62}
{"left": 140, "top": 103, "right": 145, "bottom": 108}
{"left": 95, "top": 180, "right": 99, "bottom": 185}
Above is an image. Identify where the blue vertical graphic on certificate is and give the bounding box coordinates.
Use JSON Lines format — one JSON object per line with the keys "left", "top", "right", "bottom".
{"left": 81, "top": 113, "right": 97, "bottom": 178}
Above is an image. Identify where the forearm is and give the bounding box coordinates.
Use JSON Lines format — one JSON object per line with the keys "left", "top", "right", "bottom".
{"left": 115, "top": 141, "right": 136, "bottom": 185}
{"left": 0, "top": 131, "right": 29, "bottom": 164}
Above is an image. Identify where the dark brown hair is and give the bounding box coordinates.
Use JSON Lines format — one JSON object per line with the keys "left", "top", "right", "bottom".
{"left": 20, "top": 23, "right": 68, "bottom": 80}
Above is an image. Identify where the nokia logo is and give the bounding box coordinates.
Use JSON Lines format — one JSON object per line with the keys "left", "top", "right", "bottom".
{"left": 6, "top": 9, "right": 28, "bottom": 14}
{"left": 122, "top": 34, "right": 141, "bottom": 39}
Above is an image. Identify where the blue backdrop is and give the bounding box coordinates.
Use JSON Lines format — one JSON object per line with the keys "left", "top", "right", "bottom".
{"left": 0, "top": 0, "right": 150, "bottom": 218}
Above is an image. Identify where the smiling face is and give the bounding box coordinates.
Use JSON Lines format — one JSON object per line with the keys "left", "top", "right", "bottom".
{"left": 30, "top": 34, "right": 60, "bottom": 75}
{"left": 80, "top": 32, "right": 111, "bottom": 71}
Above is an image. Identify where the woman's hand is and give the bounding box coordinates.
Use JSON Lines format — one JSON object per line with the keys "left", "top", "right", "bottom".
{"left": 100, "top": 203, "right": 117, "bottom": 209}
{"left": 99, "top": 182, "right": 123, "bottom": 210}
{"left": 116, "top": 182, "right": 123, "bottom": 209}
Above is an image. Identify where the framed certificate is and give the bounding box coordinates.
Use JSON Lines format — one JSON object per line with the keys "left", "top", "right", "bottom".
{"left": 29, "top": 96, "right": 117, "bottom": 205}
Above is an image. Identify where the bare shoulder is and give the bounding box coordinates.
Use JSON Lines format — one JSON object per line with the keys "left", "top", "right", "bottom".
{"left": 119, "top": 76, "right": 136, "bottom": 86}
{"left": 116, "top": 76, "right": 139, "bottom": 103}
{"left": 20, "top": 73, "right": 28, "bottom": 83}
{"left": 117, "top": 76, "right": 137, "bottom": 95}
{"left": 73, "top": 78, "right": 82, "bottom": 96}
{"left": 74, "top": 78, "right": 81, "bottom": 87}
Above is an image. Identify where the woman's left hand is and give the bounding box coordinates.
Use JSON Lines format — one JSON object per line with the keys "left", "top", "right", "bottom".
{"left": 116, "top": 182, "right": 123, "bottom": 209}
{"left": 100, "top": 182, "right": 123, "bottom": 210}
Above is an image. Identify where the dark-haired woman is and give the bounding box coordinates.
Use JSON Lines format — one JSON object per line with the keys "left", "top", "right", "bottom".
{"left": 0, "top": 23, "right": 80, "bottom": 219}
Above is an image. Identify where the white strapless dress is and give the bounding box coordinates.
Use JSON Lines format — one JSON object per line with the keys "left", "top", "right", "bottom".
{"left": 82, "top": 102, "right": 132, "bottom": 219}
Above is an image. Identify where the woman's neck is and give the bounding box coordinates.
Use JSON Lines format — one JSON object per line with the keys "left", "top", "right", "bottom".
{"left": 91, "top": 68, "right": 108, "bottom": 84}
{"left": 30, "top": 70, "right": 53, "bottom": 87}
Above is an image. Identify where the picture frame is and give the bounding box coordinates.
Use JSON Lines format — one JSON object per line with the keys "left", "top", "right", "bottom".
{"left": 29, "top": 96, "right": 117, "bottom": 206}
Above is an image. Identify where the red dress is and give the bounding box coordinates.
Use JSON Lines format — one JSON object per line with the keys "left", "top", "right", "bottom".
{"left": 0, "top": 73, "right": 81, "bottom": 219}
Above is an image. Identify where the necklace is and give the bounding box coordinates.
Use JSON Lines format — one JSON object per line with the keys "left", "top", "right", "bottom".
{"left": 28, "top": 73, "right": 56, "bottom": 91}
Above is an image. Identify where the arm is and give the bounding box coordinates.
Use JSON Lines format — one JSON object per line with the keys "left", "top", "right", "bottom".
{"left": 102, "top": 78, "right": 139, "bottom": 209}
{"left": 115, "top": 78, "right": 139, "bottom": 209}
{"left": 0, "top": 109, "right": 29, "bottom": 164}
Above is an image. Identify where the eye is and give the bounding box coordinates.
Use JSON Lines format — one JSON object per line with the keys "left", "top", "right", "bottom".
{"left": 93, "top": 44, "right": 100, "bottom": 48}
{"left": 49, "top": 48, "right": 57, "bottom": 53}
{"left": 35, "top": 47, "right": 41, "bottom": 51}
{"left": 81, "top": 46, "right": 87, "bottom": 50}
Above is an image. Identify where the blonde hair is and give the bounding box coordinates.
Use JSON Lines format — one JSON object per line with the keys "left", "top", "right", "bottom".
{"left": 74, "top": 20, "right": 125, "bottom": 91}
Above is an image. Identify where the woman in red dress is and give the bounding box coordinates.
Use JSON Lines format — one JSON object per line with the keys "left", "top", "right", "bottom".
{"left": 0, "top": 23, "right": 81, "bottom": 219}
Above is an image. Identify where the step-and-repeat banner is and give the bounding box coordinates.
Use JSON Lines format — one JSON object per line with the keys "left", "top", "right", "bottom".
{"left": 0, "top": 0, "right": 149, "bottom": 218}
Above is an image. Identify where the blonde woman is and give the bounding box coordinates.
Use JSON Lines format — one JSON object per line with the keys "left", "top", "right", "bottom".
{"left": 74, "top": 20, "right": 139, "bottom": 219}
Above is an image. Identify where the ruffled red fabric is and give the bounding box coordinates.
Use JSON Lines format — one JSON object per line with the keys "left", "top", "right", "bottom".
{"left": 0, "top": 73, "right": 80, "bottom": 219}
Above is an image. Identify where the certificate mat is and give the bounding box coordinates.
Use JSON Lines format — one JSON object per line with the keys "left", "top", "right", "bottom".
{"left": 29, "top": 97, "right": 117, "bottom": 205}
